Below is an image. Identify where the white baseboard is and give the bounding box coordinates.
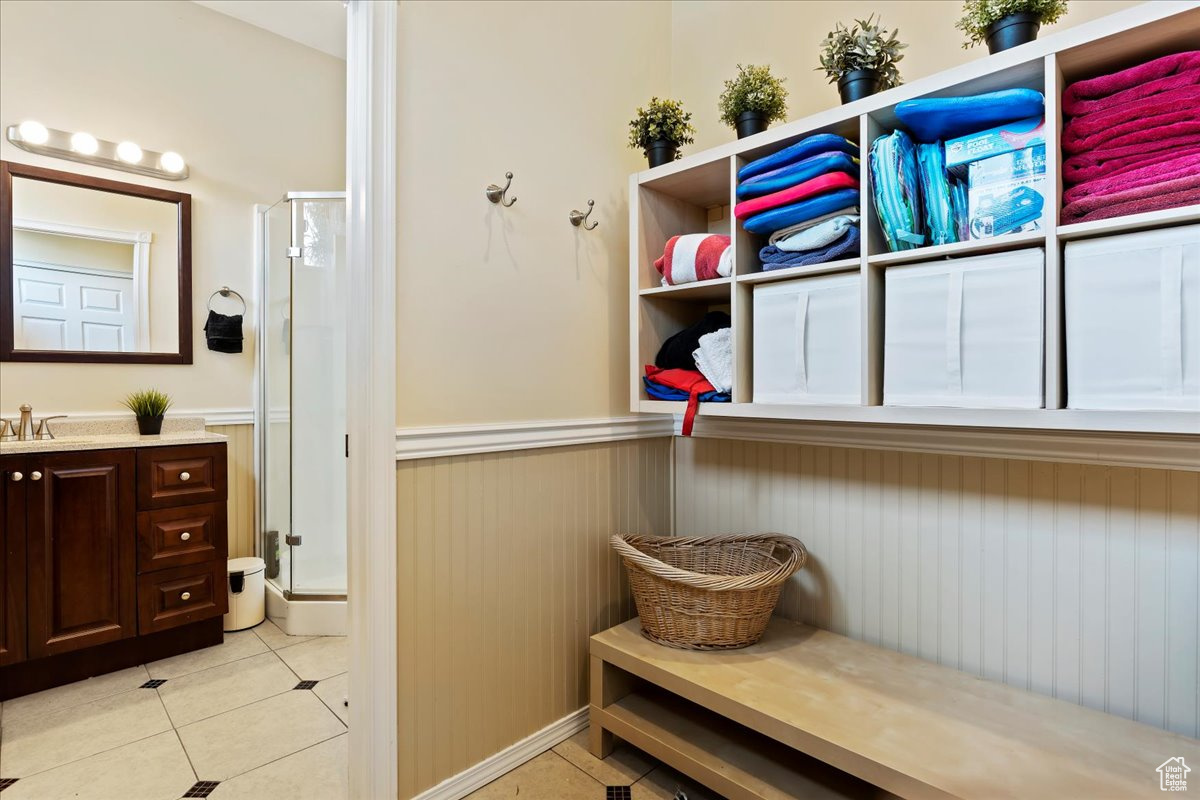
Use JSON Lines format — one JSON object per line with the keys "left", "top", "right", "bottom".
{"left": 410, "top": 707, "right": 589, "bottom": 800}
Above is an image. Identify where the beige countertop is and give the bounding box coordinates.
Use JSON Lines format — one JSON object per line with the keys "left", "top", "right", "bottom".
{"left": 0, "top": 416, "right": 227, "bottom": 455}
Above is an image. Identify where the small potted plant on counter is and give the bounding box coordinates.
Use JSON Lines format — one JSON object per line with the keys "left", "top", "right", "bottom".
{"left": 123, "top": 388, "right": 173, "bottom": 435}
{"left": 628, "top": 97, "right": 696, "bottom": 168}
{"left": 818, "top": 15, "right": 906, "bottom": 104}
{"left": 718, "top": 64, "right": 789, "bottom": 139}
{"left": 957, "top": 0, "right": 1068, "bottom": 53}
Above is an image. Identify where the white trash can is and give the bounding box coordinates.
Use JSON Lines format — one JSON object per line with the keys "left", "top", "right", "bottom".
{"left": 224, "top": 557, "right": 266, "bottom": 632}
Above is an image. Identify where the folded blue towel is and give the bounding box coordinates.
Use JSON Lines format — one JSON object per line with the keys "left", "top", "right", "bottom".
{"left": 741, "top": 188, "right": 861, "bottom": 235}
{"left": 894, "top": 89, "right": 1044, "bottom": 142}
{"left": 759, "top": 225, "right": 860, "bottom": 269}
{"left": 737, "top": 133, "right": 859, "bottom": 182}
{"left": 736, "top": 152, "right": 860, "bottom": 199}
{"left": 643, "top": 378, "right": 730, "bottom": 403}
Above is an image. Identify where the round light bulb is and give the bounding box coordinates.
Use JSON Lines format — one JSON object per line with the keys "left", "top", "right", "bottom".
{"left": 17, "top": 120, "right": 49, "bottom": 145}
{"left": 70, "top": 132, "right": 99, "bottom": 155}
{"left": 116, "top": 141, "right": 143, "bottom": 164}
{"left": 160, "top": 151, "right": 185, "bottom": 173}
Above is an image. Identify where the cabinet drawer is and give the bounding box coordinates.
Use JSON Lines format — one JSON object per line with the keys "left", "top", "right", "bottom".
{"left": 137, "top": 503, "right": 227, "bottom": 573}
{"left": 137, "top": 444, "right": 227, "bottom": 509}
{"left": 137, "top": 561, "right": 226, "bottom": 634}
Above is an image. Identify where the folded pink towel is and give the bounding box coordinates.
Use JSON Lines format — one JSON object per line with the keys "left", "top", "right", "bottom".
{"left": 1063, "top": 152, "right": 1200, "bottom": 204}
{"left": 1062, "top": 133, "right": 1200, "bottom": 184}
{"left": 733, "top": 171, "right": 859, "bottom": 220}
{"left": 1064, "top": 117, "right": 1200, "bottom": 156}
{"left": 1062, "top": 85, "right": 1200, "bottom": 153}
{"left": 1062, "top": 51, "right": 1200, "bottom": 116}
{"left": 654, "top": 234, "right": 732, "bottom": 286}
{"left": 1061, "top": 173, "right": 1200, "bottom": 224}
{"left": 1063, "top": 142, "right": 1200, "bottom": 185}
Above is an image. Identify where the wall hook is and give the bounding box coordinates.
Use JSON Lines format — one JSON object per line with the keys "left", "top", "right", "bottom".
{"left": 485, "top": 171, "right": 517, "bottom": 206}
{"left": 569, "top": 199, "right": 598, "bottom": 230}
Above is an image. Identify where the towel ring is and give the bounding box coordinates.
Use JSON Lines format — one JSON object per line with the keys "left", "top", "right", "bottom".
{"left": 207, "top": 286, "right": 246, "bottom": 315}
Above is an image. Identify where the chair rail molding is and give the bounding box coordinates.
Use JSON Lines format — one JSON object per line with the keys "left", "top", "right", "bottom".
{"left": 683, "top": 415, "right": 1200, "bottom": 471}
{"left": 395, "top": 415, "right": 675, "bottom": 460}
{"left": 346, "top": 1, "right": 398, "bottom": 798}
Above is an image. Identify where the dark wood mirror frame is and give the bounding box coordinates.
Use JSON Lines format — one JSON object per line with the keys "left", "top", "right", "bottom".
{"left": 0, "top": 160, "right": 192, "bottom": 364}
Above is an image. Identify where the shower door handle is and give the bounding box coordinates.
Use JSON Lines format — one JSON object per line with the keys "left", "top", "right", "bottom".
{"left": 285, "top": 533, "right": 303, "bottom": 546}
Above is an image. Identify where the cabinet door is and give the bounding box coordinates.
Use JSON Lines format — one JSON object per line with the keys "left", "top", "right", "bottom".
{"left": 27, "top": 449, "right": 136, "bottom": 658}
{"left": 1, "top": 455, "right": 28, "bottom": 666}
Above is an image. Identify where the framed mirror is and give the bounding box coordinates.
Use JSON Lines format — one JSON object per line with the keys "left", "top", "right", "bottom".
{"left": 0, "top": 160, "right": 192, "bottom": 364}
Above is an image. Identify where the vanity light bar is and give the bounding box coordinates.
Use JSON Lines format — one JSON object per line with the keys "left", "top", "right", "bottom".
{"left": 5, "top": 122, "right": 189, "bottom": 181}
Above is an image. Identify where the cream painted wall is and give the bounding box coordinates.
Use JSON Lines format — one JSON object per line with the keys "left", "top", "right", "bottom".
{"left": 0, "top": 0, "right": 344, "bottom": 415}
{"left": 395, "top": 0, "right": 671, "bottom": 427}
{"left": 671, "top": 0, "right": 1145, "bottom": 151}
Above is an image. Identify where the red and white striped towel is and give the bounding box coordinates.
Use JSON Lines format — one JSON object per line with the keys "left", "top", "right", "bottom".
{"left": 654, "top": 234, "right": 733, "bottom": 286}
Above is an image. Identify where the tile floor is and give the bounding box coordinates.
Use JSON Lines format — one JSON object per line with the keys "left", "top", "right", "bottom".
{"left": 0, "top": 620, "right": 347, "bottom": 800}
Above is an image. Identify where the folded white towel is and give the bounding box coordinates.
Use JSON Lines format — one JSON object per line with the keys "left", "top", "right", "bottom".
{"left": 775, "top": 214, "right": 860, "bottom": 253}
{"left": 693, "top": 327, "right": 732, "bottom": 394}
{"left": 767, "top": 206, "right": 859, "bottom": 246}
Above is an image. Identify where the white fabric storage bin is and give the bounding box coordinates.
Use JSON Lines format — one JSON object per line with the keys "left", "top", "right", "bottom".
{"left": 884, "top": 249, "right": 1044, "bottom": 408}
{"left": 1066, "top": 225, "right": 1200, "bottom": 411}
{"left": 753, "top": 272, "right": 861, "bottom": 404}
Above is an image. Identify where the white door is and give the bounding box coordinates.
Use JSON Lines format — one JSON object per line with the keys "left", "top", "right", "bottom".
{"left": 13, "top": 262, "right": 138, "bottom": 352}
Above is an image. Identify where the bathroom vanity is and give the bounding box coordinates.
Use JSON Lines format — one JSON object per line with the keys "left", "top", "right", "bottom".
{"left": 0, "top": 423, "right": 228, "bottom": 699}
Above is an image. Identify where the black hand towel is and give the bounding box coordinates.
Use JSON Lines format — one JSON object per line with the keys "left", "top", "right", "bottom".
{"left": 204, "top": 310, "right": 243, "bottom": 354}
{"left": 654, "top": 311, "right": 731, "bottom": 370}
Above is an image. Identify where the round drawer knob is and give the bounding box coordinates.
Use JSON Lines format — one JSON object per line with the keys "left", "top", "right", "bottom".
{"left": 31, "top": 471, "right": 43, "bottom": 481}
{"left": 181, "top": 591, "right": 192, "bottom": 601}
{"left": 180, "top": 531, "right": 191, "bottom": 541}
{"left": 10, "top": 471, "right": 23, "bottom": 482}
{"left": 179, "top": 471, "right": 191, "bottom": 482}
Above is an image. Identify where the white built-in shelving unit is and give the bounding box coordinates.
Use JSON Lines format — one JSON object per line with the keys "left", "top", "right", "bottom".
{"left": 630, "top": 2, "right": 1200, "bottom": 435}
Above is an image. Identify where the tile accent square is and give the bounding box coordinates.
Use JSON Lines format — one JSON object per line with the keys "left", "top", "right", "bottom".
{"left": 607, "top": 787, "right": 633, "bottom": 800}
{"left": 141, "top": 679, "right": 168, "bottom": 688}
{"left": 0, "top": 778, "right": 19, "bottom": 791}
{"left": 183, "top": 780, "right": 222, "bottom": 798}
{"left": 294, "top": 680, "right": 319, "bottom": 690}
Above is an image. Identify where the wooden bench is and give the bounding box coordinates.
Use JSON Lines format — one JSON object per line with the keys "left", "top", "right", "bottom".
{"left": 590, "top": 617, "right": 1200, "bottom": 799}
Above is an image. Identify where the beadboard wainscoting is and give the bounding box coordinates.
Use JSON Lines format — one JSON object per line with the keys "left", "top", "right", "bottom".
{"left": 206, "top": 421, "right": 257, "bottom": 559}
{"left": 395, "top": 436, "right": 673, "bottom": 798}
{"left": 674, "top": 436, "right": 1200, "bottom": 738}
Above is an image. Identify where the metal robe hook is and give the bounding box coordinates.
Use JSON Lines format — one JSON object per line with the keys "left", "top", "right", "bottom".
{"left": 485, "top": 171, "right": 517, "bottom": 206}
{"left": 569, "top": 199, "right": 598, "bottom": 230}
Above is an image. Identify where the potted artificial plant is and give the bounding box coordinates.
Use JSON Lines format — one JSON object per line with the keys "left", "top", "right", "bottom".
{"left": 818, "top": 15, "right": 906, "bottom": 104}
{"left": 957, "top": 0, "right": 1069, "bottom": 53}
{"left": 123, "top": 388, "right": 173, "bottom": 435}
{"left": 628, "top": 97, "right": 696, "bottom": 168}
{"left": 718, "top": 64, "right": 789, "bottom": 139}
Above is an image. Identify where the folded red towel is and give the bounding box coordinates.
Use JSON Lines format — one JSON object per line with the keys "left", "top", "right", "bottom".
{"left": 1062, "top": 51, "right": 1200, "bottom": 116}
{"left": 1061, "top": 173, "right": 1200, "bottom": 224}
{"left": 1062, "top": 85, "right": 1200, "bottom": 153}
{"left": 733, "top": 171, "right": 859, "bottom": 220}
{"left": 1062, "top": 133, "right": 1200, "bottom": 184}
{"left": 1063, "top": 142, "right": 1200, "bottom": 185}
{"left": 1064, "top": 117, "right": 1200, "bottom": 156}
{"left": 1063, "top": 153, "right": 1200, "bottom": 205}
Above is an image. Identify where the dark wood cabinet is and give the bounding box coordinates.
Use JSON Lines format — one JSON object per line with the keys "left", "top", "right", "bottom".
{"left": 0, "top": 441, "right": 227, "bottom": 698}
{"left": 26, "top": 450, "right": 136, "bottom": 659}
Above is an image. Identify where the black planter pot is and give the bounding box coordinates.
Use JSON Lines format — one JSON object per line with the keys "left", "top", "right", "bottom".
{"left": 735, "top": 110, "right": 769, "bottom": 139}
{"left": 985, "top": 12, "right": 1041, "bottom": 54}
{"left": 837, "top": 69, "right": 883, "bottom": 104}
{"left": 137, "top": 415, "right": 164, "bottom": 435}
{"left": 645, "top": 140, "right": 678, "bottom": 168}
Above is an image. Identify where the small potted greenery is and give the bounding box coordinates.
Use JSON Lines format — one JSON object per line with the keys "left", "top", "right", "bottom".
{"left": 957, "top": 0, "right": 1069, "bottom": 53}
{"left": 718, "top": 64, "right": 789, "bottom": 139}
{"left": 123, "top": 388, "right": 173, "bottom": 435}
{"left": 628, "top": 97, "right": 696, "bottom": 168}
{"left": 817, "top": 15, "right": 906, "bottom": 104}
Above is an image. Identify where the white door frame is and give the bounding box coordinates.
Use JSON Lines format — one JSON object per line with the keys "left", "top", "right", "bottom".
{"left": 346, "top": 2, "right": 399, "bottom": 798}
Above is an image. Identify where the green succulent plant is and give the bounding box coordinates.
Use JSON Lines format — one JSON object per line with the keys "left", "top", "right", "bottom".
{"left": 122, "top": 388, "right": 173, "bottom": 418}
{"left": 627, "top": 97, "right": 696, "bottom": 157}
{"left": 817, "top": 15, "right": 906, "bottom": 90}
{"left": 956, "top": 0, "right": 1069, "bottom": 47}
{"left": 717, "top": 64, "right": 789, "bottom": 128}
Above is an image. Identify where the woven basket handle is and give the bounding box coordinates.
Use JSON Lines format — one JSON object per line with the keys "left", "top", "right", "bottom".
{"left": 611, "top": 533, "right": 807, "bottom": 591}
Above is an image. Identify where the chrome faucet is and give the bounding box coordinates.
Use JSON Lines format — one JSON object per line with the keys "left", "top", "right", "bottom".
{"left": 17, "top": 404, "right": 34, "bottom": 441}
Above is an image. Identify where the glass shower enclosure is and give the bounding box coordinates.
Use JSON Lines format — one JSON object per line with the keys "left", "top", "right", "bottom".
{"left": 257, "top": 193, "right": 347, "bottom": 600}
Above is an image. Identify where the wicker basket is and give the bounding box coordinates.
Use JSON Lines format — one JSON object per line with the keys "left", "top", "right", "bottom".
{"left": 611, "top": 533, "right": 807, "bottom": 650}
